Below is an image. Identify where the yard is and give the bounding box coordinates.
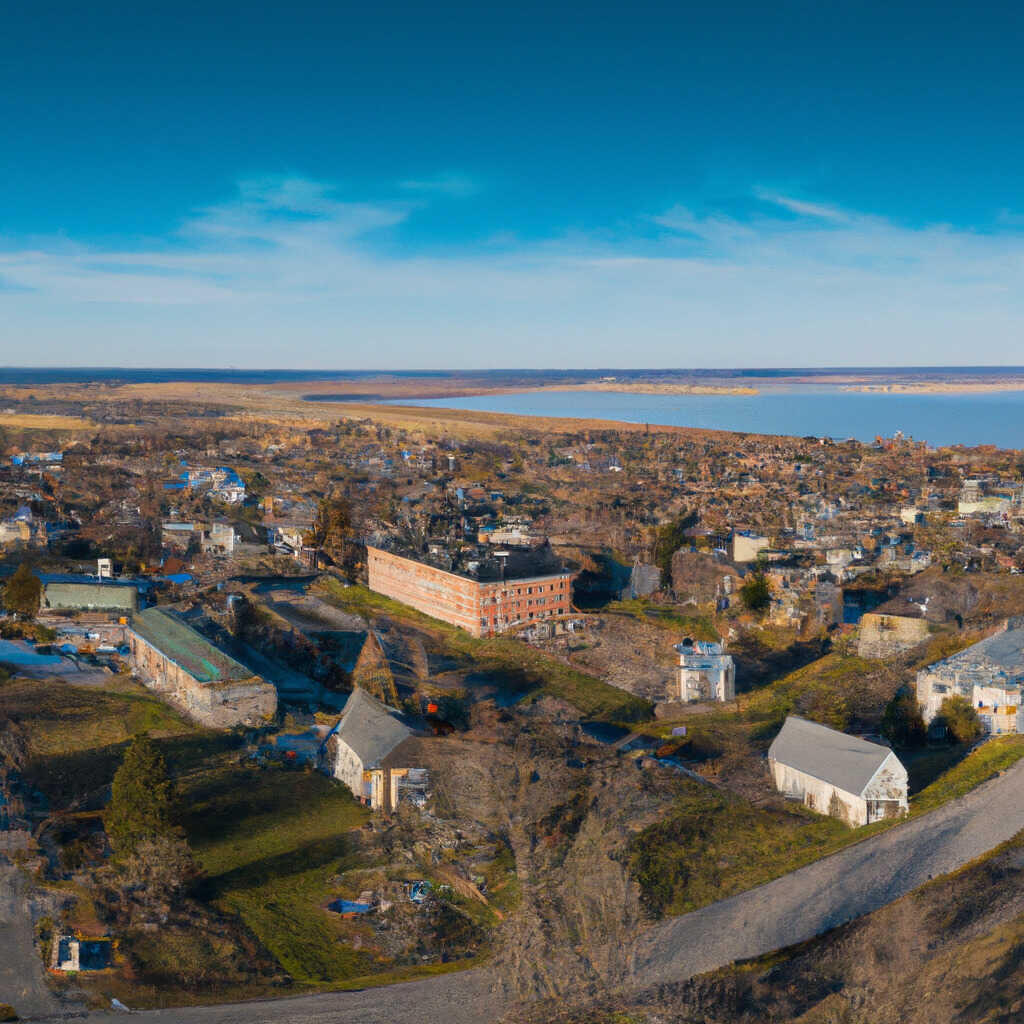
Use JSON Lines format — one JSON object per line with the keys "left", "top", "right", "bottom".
{"left": 632, "top": 728, "right": 1024, "bottom": 918}
{"left": 178, "top": 763, "right": 376, "bottom": 987}
{"left": 0, "top": 674, "right": 206, "bottom": 810}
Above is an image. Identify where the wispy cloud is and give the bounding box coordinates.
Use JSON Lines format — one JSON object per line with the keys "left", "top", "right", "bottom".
{"left": 3, "top": 176, "right": 1024, "bottom": 367}
{"left": 754, "top": 189, "right": 850, "bottom": 223}
{"left": 398, "top": 172, "right": 479, "bottom": 197}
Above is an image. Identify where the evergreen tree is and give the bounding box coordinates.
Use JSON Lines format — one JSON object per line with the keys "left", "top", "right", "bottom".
{"left": 105, "top": 734, "right": 174, "bottom": 854}
{"left": 739, "top": 567, "right": 772, "bottom": 613}
{"left": 882, "top": 689, "right": 927, "bottom": 746}
{"left": 2, "top": 562, "right": 43, "bottom": 620}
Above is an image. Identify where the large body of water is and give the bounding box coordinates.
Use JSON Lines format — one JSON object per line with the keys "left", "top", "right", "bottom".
{"left": 382, "top": 389, "right": 1024, "bottom": 449}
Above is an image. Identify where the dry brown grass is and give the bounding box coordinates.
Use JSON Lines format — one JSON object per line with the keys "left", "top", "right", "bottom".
{"left": 0, "top": 412, "right": 96, "bottom": 430}
{"left": 0, "top": 378, "right": 781, "bottom": 441}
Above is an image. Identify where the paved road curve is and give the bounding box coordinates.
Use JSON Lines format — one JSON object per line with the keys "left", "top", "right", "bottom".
{"left": 36, "top": 757, "right": 1024, "bottom": 1024}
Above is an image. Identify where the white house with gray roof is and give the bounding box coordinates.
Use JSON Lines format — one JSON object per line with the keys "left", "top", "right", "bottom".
{"left": 323, "top": 687, "right": 425, "bottom": 811}
{"left": 768, "top": 715, "right": 908, "bottom": 827}
{"left": 916, "top": 621, "right": 1024, "bottom": 735}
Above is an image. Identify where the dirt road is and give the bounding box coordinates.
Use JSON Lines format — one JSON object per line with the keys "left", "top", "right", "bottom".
{"left": 0, "top": 860, "right": 62, "bottom": 1018}
{"left": 40, "top": 756, "right": 1024, "bottom": 1023}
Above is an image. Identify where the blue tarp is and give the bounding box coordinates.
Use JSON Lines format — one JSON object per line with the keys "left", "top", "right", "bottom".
{"left": 327, "top": 899, "right": 372, "bottom": 915}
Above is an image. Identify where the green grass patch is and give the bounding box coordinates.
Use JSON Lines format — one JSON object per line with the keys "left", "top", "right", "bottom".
{"left": 179, "top": 763, "right": 376, "bottom": 987}
{"left": 0, "top": 675, "right": 205, "bottom": 808}
{"left": 633, "top": 736, "right": 1024, "bottom": 919}
{"left": 911, "top": 735, "right": 1024, "bottom": 815}
{"left": 630, "top": 783, "right": 878, "bottom": 917}
{"left": 1, "top": 675, "right": 195, "bottom": 758}
{"left": 603, "top": 599, "right": 719, "bottom": 639}
{"left": 317, "top": 579, "right": 652, "bottom": 722}
{"left": 739, "top": 652, "right": 877, "bottom": 733}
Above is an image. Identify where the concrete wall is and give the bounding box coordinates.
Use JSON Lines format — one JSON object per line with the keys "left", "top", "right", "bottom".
{"left": 328, "top": 737, "right": 368, "bottom": 802}
{"left": 857, "top": 613, "right": 930, "bottom": 659}
{"left": 366, "top": 547, "right": 572, "bottom": 637}
{"left": 769, "top": 760, "right": 868, "bottom": 826}
{"left": 129, "top": 631, "right": 276, "bottom": 728}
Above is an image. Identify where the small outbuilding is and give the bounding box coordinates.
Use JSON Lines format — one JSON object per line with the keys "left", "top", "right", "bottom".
{"left": 768, "top": 715, "right": 908, "bottom": 827}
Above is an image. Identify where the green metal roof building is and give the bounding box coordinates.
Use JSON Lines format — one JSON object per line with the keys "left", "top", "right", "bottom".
{"left": 43, "top": 581, "right": 138, "bottom": 613}
{"left": 130, "top": 607, "right": 253, "bottom": 685}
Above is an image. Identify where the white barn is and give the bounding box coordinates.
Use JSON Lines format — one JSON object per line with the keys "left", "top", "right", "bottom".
{"left": 322, "top": 687, "right": 425, "bottom": 812}
{"left": 768, "top": 715, "right": 908, "bottom": 827}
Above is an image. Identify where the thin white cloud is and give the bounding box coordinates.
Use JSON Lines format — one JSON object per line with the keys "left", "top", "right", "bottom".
{"left": 398, "top": 172, "right": 479, "bottom": 197}
{"left": 3, "top": 175, "right": 1024, "bottom": 367}
{"left": 754, "top": 189, "right": 850, "bottom": 223}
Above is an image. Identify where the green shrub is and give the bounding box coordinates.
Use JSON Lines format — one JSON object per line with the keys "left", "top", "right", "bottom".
{"left": 936, "top": 696, "right": 983, "bottom": 745}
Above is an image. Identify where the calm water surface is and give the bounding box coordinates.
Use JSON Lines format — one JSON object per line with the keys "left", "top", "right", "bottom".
{"left": 382, "top": 389, "right": 1024, "bottom": 448}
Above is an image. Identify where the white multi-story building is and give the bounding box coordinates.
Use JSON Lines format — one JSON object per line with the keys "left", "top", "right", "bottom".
{"left": 916, "top": 621, "right": 1024, "bottom": 735}
{"left": 675, "top": 638, "right": 735, "bottom": 702}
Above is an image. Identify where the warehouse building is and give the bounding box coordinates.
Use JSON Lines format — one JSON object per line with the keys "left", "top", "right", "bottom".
{"left": 42, "top": 578, "right": 139, "bottom": 615}
{"left": 128, "top": 607, "right": 276, "bottom": 727}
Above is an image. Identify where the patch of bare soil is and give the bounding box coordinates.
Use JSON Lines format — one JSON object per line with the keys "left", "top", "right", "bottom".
{"left": 505, "top": 834, "right": 1024, "bottom": 1024}
{"left": 562, "top": 615, "right": 678, "bottom": 702}
{"left": 421, "top": 709, "right": 684, "bottom": 1002}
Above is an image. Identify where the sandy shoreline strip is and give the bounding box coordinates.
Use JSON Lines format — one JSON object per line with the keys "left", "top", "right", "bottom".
{"left": 841, "top": 381, "right": 1024, "bottom": 394}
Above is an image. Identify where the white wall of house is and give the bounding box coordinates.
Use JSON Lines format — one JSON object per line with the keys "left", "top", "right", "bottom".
{"left": 862, "top": 753, "right": 909, "bottom": 821}
{"left": 769, "top": 760, "right": 868, "bottom": 825}
{"left": 770, "top": 750, "right": 907, "bottom": 827}
{"left": 329, "top": 739, "right": 367, "bottom": 803}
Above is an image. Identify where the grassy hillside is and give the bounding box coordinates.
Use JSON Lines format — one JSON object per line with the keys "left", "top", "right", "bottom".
{"left": 179, "top": 764, "right": 376, "bottom": 987}
{"left": 317, "top": 578, "right": 652, "bottom": 722}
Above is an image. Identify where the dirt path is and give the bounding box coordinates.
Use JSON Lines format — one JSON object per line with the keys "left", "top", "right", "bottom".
{"left": 0, "top": 860, "right": 62, "bottom": 1019}
{"left": 48, "top": 757, "right": 1024, "bottom": 1023}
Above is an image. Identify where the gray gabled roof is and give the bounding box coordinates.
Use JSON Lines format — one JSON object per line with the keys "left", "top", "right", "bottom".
{"left": 332, "top": 687, "right": 413, "bottom": 768}
{"left": 942, "top": 626, "right": 1024, "bottom": 674}
{"left": 768, "top": 715, "right": 895, "bottom": 797}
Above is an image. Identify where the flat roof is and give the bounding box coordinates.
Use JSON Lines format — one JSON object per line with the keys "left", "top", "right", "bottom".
{"left": 130, "top": 607, "right": 255, "bottom": 685}
{"left": 368, "top": 542, "right": 570, "bottom": 583}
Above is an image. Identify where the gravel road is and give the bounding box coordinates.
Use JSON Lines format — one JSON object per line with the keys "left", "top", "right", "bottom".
{"left": 632, "top": 753, "right": 1024, "bottom": 987}
{"left": 0, "top": 860, "right": 62, "bottom": 1019}
{"left": 34, "top": 755, "right": 1024, "bottom": 1024}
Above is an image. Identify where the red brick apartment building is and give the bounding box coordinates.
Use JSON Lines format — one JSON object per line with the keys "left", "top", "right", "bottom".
{"left": 366, "top": 545, "right": 574, "bottom": 638}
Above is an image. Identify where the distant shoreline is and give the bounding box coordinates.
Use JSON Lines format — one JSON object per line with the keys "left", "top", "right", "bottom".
{"left": 527, "top": 382, "right": 760, "bottom": 396}
{"left": 841, "top": 381, "right": 1024, "bottom": 394}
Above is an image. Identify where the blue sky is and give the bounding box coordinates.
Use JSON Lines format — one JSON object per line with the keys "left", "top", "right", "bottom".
{"left": 4, "top": 1, "right": 1024, "bottom": 368}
